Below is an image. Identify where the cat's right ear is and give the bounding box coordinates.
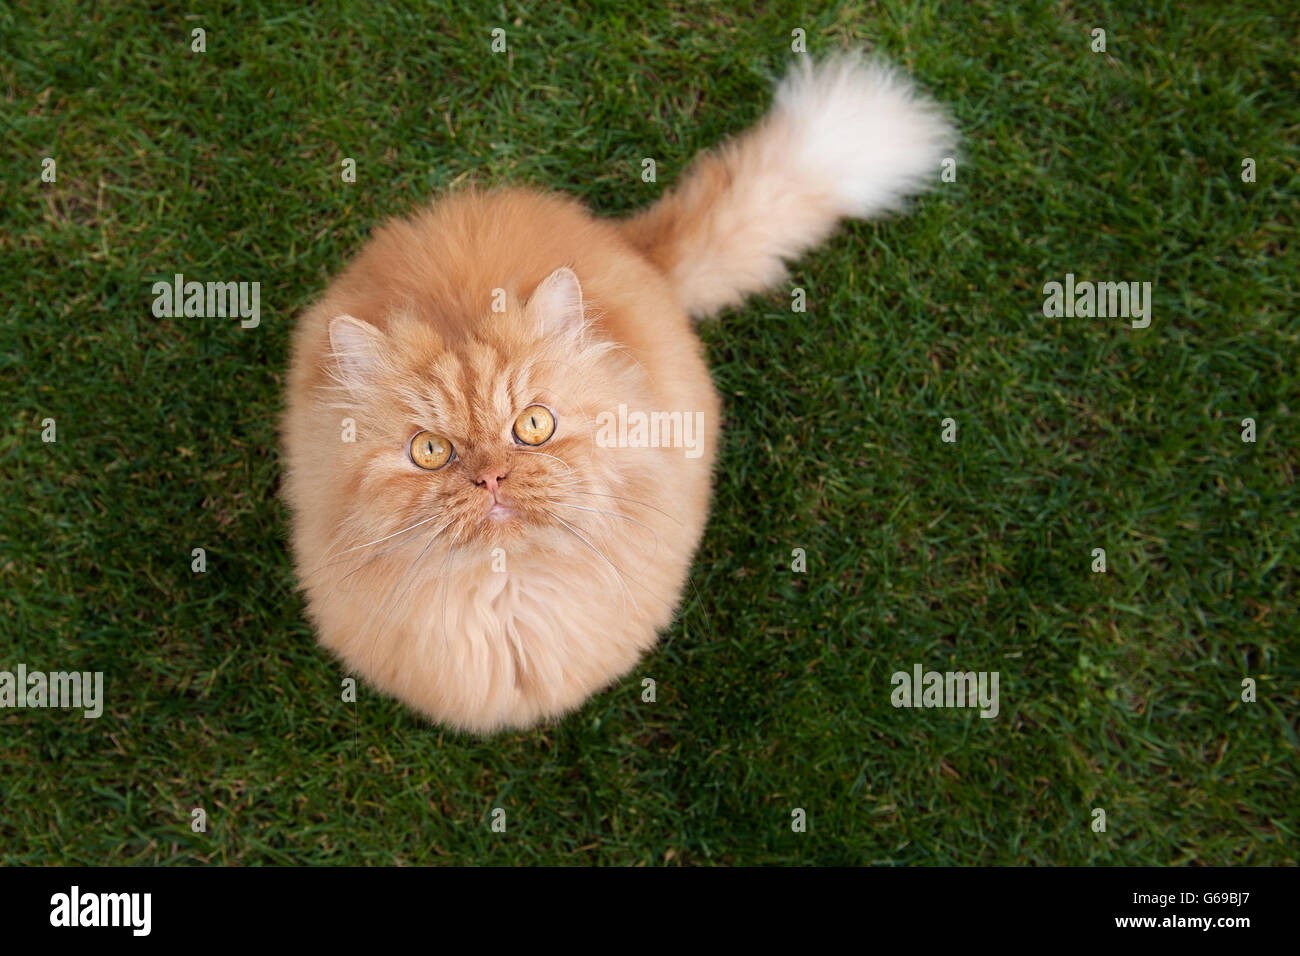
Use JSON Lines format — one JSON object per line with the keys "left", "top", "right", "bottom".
{"left": 526, "top": 266, "right": 585, "bottom": 339}
{"left": 328, "top": 314, "right": 385, "bottom": 393}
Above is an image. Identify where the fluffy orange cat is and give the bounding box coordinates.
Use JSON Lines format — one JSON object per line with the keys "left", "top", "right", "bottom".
{"left": 282, "top": 54, "right": 954, "bottom": 733}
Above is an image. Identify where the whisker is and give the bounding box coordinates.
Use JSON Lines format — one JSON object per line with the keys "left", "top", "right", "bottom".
{"left": 547, "top": 511, "right": 640, "bottom": 617}
{"left": 433, "top": 539, "right": 461, "bottom": 654}
{"left": 363, "top": 527, "right": 444, "bottom": 677}
{"left": 313, "top": 512, "right": 446, "bottom": 572}
{"left": 332, "top": 517, "right": 457, "bottom": 590}
{"left": 512, "top": 448, "right": 575, "bottom": 472}
{"left": 569, "top": 490, "right": 682, "bottom": 525}
{"left": 548, "top": 501, "right": 661, "bottom": 557}
{"left": 536, "top": 478, "right": 680, "bottom": 525}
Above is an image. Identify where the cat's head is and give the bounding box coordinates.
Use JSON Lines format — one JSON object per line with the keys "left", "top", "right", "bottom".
{"left": 318, "top": 267, "right": 650, "bottom": 558}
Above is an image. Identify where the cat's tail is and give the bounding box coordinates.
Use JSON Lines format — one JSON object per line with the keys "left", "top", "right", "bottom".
{"left": 618, "top": 53, "right": 956, "bottom": 319}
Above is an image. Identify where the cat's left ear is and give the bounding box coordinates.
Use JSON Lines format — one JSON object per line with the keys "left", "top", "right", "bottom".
{"left": 328, "top": 314, "right": 386, "bottom": 393}
{"left": 526, "top": 266, "right": 585, "bottom": 338}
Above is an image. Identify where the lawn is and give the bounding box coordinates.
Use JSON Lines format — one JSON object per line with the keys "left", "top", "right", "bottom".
{"left": 0, "top": 0, "right": 1295, "bottom": 865}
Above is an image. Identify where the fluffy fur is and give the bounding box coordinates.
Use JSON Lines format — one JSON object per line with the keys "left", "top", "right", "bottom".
{"left": 282, "top": 54, "right": 954, "bottom": 733}
{"left": 621, "top": 53, "right": 956, "bottom": 317}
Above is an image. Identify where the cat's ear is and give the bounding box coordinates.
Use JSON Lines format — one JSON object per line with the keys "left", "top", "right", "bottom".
{"left": 328, "top": 314, "right": 385, "bottom": 392}
{"left": 526, "top": 266, "right": 585, "bottom": 337}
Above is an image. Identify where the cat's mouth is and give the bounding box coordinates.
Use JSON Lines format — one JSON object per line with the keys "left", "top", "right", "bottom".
{"left": 476, "top": 498, "right": 528, "bottom": 541}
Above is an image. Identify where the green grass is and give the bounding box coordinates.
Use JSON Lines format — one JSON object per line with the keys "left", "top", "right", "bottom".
{"left": 1, "top": 0, "right": 1296, "bottom": 865}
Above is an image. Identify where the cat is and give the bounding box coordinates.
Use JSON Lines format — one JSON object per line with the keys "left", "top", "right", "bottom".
{"left": 282, "top": 53, "right": 955, "bottom": 733}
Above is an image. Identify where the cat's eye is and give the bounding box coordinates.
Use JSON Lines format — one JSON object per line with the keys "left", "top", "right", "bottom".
{"left": 512, "top": 405, "right": 556, "bottom": 446}
{"left": 409, "top": 431, "right": 454, "bottom": 470}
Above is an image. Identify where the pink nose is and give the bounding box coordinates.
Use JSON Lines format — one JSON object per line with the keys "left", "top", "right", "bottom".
{"left": 476, "top": 469, "right": 507, "bottom": 495}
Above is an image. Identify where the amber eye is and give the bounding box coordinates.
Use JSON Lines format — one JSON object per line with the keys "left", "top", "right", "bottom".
{"left": 512, "top": 404, "right": 556, "bottom": 446}
{"left": 409, "top": 431, "right": 454, "bottom": 470}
